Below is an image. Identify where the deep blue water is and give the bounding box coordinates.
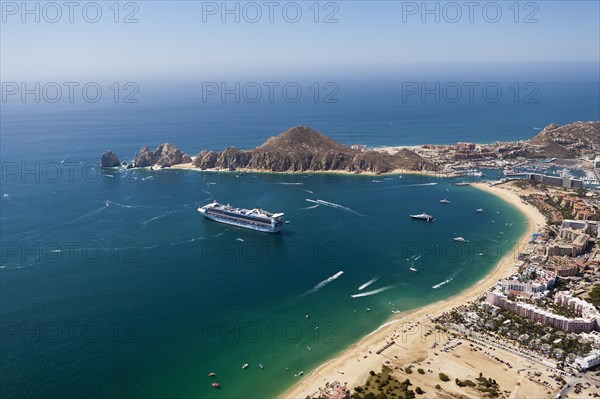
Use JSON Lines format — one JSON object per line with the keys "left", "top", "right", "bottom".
{"left": 0, "top": 80, "right": 598, "bottom": 398}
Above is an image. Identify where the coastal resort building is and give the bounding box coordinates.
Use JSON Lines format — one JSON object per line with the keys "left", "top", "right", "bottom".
{"left": 546, "top": 223, "right": 592, "bottom": 258}
{"left": 527, "top": 173, "right": 584, "bottom": 189}
{"left": 574, "top": 349, "right": 600, "bottom": 371}
{"left": 561, "top": 219, "right": 600, "bottom": 237}
{"left": 486, "top": 291, "right": 599, "bottom": 333}
{"left": 542, "top": 256, "right": 582, "bottom": 277}
{"left": 498, "top": 266, "right": 556, "bottom": 298}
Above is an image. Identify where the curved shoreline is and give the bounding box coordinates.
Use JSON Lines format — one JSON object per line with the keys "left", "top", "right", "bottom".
{"left": 279, "top": 182, "right": 546, "bottom": 399}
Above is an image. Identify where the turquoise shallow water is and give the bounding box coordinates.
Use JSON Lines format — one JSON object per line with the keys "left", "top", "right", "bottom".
{"left": 1, "top": 168, "right": 526, "bottom": 398}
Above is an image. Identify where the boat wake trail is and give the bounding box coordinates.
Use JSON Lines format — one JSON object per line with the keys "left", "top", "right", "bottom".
{"left": 104, "top": 200, "right": 143, "bottom": 209}
{"left": 202, "top": 188, "right": 214, "bottom": 202}
{"left": 351, "top": 285, "right": 395, "bottom": 298}
{"left": 298, "top": 204, "right": 319, "bottom": 211}
{"left": 358, "top": 276, "right": 379, "bottom": 291}
{"left": 406, "top": 253, "right": 422, "bottom": 262}
{"left": 302, "top": 189, "right": 314, "bottom": 194}
{"left": 305, "top": 199, "right": 365, "bottom": 216}
{"left": 276, "top": 182, "right": 303, "bottom": 185}
{"left": 169, "top": 236, "right": 207, "bottom": 246}
{"left": 395, "top": 182, "right": 438, "bottom": 189}
{"left": 142, "top": 211, "right": 176, "bottom": 225}
{"left": 64, "top": 202, "right": 112, "bottom": 226}
{"left": 302, "top": 271, "right": 344, "bottom": 296}
{"left": 432, "top": 267, "right": 464, "bottom": 289}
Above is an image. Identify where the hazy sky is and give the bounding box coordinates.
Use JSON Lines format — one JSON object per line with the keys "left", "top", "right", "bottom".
{"left": 1, "top": 1, "right": 599, "bottom": 81}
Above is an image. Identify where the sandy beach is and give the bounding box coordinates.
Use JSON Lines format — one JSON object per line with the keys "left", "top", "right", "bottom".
{"left": 170, "top": 162, "right": 446, "bottom": 178}
{"left": 280, "top": 182, "right": 548, "bottom": 399}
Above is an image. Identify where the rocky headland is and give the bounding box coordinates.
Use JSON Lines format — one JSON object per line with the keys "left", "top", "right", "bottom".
{"left": 100, "top": 125, "right": 435, "bottom": 174}
{"left": 529, "top": 121, "right": 600, "bottom": 158}
{"left": 192, "top": 126, "right": 434, "bottom": 173}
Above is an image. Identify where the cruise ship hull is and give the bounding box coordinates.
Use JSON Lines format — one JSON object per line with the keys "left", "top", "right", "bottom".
{"left": 198, "top": 205, "right": 283, "bottom": 233}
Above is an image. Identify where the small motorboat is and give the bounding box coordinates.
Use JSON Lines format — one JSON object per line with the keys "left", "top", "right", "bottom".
{"left": 212, "top": 383, "right": 220, "bottom": 388}
{"left": 366, "top": 308, "right": 371, "bottom": 312}
{"left": 410, "top": 267, "right": 418, "bottom": 272}
{"left": 259, "top": 363, "right": 264, "bottom": 369}
{"left": 439, "top": 199, "right": 451, "bottom": 204}
{"left": 454, "top": 237, "right": 469, "bottom": 243}
{"left": 208, "top": 372, "right": 216, "bottom": 377}
{"left": 410, "top": 212, "right": 435, "bottom": 221}
{"left": 242, "top": 363, "right": 249, "bottom": 369}
{"left": 476, "top": 208, "right": 485, "bottom": 213}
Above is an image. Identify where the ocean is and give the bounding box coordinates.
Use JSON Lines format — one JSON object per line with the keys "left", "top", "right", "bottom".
{"left": 1, "top": 80, "right": 598, "bottom": 398}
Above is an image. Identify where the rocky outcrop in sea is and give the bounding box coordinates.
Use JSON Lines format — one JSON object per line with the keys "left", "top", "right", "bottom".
{"left": 100, "top": 150, "right": 120, "bottom": 167}
{"left": 133, "top": 143, "right": 192, "bottom": 167}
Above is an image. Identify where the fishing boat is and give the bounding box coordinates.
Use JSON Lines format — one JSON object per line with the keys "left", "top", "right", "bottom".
{"left": 410, "top": 212, "right": 435, "bottom": 221}
{"left": 439, "top": 199, "right": 451, "bottom": 204}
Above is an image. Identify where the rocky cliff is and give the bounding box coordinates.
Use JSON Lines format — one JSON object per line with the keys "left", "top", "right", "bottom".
{"left": 193, "top": 125, "right": 434, "bottom": 173}
{"left": 133, "top": 143, "right": 192, "bottom": 167}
